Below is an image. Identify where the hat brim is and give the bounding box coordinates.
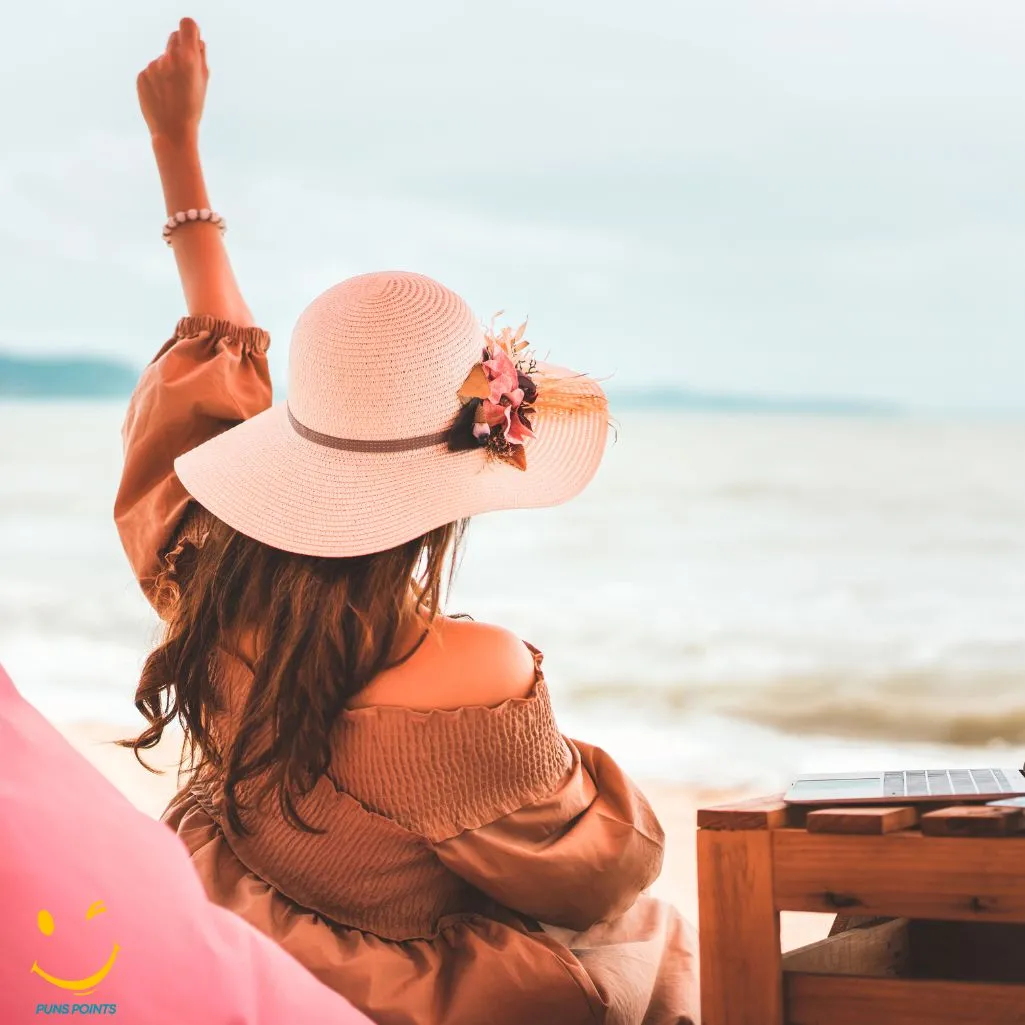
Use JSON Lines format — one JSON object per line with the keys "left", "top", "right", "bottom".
{"left": 174, "top": 365, "right": 609, "bottom": 557}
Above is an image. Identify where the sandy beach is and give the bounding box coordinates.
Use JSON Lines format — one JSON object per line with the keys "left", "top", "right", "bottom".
{"left": 60, "top": 720, "right": 835, "bottom": 954}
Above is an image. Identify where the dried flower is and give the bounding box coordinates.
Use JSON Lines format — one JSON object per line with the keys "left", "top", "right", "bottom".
{"left": 505, "top": 408, "right": 534, "bottom": 446}
{"left": 450, "top": 316, "right": 538, "bottom": 470}
{"left": 483, "top": 347, "right": 521, "bottom": 405}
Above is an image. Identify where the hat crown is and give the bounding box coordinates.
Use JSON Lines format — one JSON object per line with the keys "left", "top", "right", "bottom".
{"left": 288, "top": 271, "right": 484, "bottom": 440}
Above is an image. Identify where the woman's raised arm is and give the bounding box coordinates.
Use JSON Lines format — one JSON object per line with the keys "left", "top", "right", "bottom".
{"left": 138, "top": 17, "right": 254, "bottom": 325}
{"left": 114, "top": 18, "right": 271, "bottom": 607}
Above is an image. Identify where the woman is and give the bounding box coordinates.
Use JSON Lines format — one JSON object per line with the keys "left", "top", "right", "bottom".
{"left": 116, "top": 17, "right": 699, "bottom": 1025}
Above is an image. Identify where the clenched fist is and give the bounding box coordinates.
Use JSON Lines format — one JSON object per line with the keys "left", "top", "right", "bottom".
{"left": 137, "top": 17, "right": 209, "bottom": 145}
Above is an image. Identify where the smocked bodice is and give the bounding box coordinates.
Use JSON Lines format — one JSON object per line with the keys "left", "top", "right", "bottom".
{"left": 192, "top": 645, "right": 577, "bottom": 940}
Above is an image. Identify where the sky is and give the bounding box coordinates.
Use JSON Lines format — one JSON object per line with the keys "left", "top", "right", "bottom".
{"left": 0, "top": 0, "right": 1022, "bottom": 411}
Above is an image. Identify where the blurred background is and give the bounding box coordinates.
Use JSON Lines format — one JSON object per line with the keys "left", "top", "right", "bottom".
{"left": 2, "top": 0, "right": 1024, "bottom": 794}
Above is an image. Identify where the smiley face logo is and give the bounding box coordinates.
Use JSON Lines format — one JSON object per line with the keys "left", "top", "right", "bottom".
{"left": 31, "top": 901, "right": 120, "bottom": 994}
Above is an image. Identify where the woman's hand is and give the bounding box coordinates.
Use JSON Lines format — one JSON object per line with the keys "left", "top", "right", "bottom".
{"left": 137, "top": 17, "right": 208, "bottom": 147}
{"left": 141, "top": 18, "right": 255, "bottom": 326}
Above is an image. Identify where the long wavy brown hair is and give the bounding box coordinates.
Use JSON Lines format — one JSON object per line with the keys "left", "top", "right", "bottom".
{"left": 122, "top": 511, "right": 469, "bottom": 835}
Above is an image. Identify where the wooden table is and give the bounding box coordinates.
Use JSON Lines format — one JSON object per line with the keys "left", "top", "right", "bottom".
{"left": 697, "top": 796, "right": 1025, "bottom": 1024}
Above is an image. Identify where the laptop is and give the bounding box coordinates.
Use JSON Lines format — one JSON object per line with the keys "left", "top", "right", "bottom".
{"left": 785, "top": 767, "right": 1025, "bottom": 804}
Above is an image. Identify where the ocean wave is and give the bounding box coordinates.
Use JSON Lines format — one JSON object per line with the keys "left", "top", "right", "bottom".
{"left": 562, "top": 667, "right": 1025, "bottom": 746}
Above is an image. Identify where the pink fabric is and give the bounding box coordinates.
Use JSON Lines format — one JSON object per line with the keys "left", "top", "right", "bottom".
{"left": 0, "top": 661, "right": 373, "bottom": 1025}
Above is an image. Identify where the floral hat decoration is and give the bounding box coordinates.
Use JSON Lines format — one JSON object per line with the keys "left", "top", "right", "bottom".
{"left": 447, "top": 314, "right": 606, "bottom": 472}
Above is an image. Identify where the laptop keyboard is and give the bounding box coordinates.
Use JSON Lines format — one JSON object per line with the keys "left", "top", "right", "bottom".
{"left": 882, "top": 769, "right": 1015, "bottom": 798}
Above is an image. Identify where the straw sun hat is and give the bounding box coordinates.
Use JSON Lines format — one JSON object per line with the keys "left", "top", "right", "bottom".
{"left": 174, "top": 271, "right": 611, "bottom": 557}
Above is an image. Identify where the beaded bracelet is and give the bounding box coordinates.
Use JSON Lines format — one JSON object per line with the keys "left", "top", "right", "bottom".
{"left": 162, "top": 208, "right": 226, "bottom": 246}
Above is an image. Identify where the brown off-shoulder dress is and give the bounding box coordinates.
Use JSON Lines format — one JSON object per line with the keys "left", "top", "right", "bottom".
{"left": 114, "top": 316, "right": 700, "bottom": 1025}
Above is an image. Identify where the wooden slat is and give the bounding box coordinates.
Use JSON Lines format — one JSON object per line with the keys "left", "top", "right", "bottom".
{"left": 697, "top": 794, "right": 788, "bottom": 831}
{"left": 920, "top": 805, "right": 1023, "bottom": 837}
{"left": 698, "top": 828, "right": 782, "bottom": 1024}
{"left": 782, "top": 918, "right": 910, "bottom": 977}
{"left": 806, "top": 807, "right": 918, "bottom": 835}
{"left": 773, "top": 830, "right": 1025, "bottom": 922}
{"left": 784, "top": 974, "right": 1025, "bottom": 1024}
{"left": 829, "top": 914, "right": 895, "bottom": 937}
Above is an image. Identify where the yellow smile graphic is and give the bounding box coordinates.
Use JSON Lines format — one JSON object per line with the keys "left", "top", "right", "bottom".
{"left": 30, "top": 901, "right": 120, "bottom": 995}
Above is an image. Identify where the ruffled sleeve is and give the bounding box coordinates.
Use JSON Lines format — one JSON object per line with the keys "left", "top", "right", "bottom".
{"left": 114, "top": 315, "right": 272, "bottom": 612}
{"left": 430, "top": 738, "right": 665, "bottom": 931}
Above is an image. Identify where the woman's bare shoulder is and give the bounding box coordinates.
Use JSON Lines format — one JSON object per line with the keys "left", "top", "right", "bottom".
{"left": 353, "top": 616, "right": 539, "bottom": 711}
{"left": 432, "top": 617, "right": 538, "bottom": 689}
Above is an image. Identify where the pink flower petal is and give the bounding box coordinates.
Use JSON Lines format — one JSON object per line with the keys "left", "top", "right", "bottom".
{"left": 482, "top": 399, "right": 511, "bottom": 429}
{"left": 483, "top": 348, "right": 520, "bottom": 404}
{"left": 505, "top": 411, "right": 536, "bottom": 445}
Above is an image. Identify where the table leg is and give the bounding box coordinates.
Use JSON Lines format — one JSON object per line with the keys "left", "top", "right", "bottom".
{"left": 697, "top": 828, "right": 782, "bottom": 1025}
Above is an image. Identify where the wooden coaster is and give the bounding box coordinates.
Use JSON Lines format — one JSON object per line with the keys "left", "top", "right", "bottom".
{"left": 920, "top": 805, "right": 1024, "bottom": 837}
{"left": 806, "top": 807, "right": 918, "bottom": 835}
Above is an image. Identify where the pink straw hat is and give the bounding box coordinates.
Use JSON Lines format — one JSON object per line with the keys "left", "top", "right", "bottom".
{"left": 174, "top": 271, "right": 610, "bottom": 557}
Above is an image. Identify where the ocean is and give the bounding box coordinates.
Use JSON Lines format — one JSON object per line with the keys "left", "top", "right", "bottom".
{"left": 2, "top": 400, "right": 1025, "bottom": 790}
